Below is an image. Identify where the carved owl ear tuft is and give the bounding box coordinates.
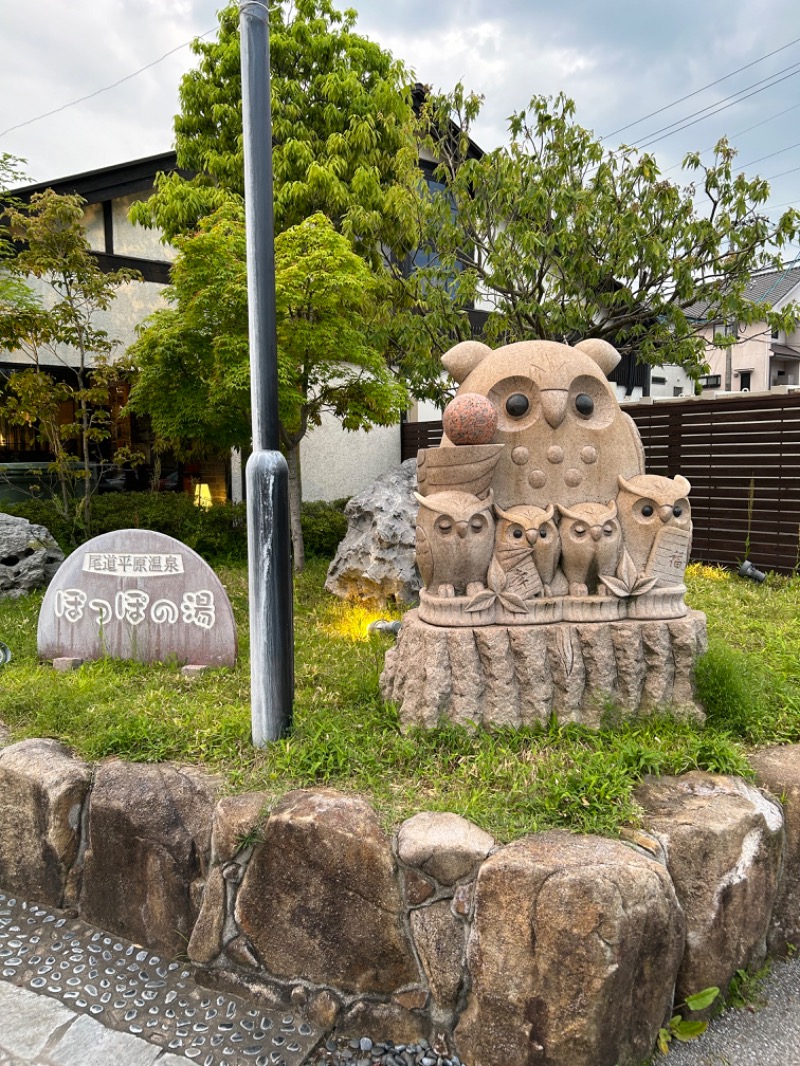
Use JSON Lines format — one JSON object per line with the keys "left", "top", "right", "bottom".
{"left": 675, "top": 475, "right": 691, "bottom": 496}
{"left": 442, "top": 340, "right": 492, "bottom": 383}
{"left": 574, "top": 338, "right": 621, "bottom": 376}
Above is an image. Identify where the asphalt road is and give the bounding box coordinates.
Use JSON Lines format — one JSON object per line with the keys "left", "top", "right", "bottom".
{"left": 664, "top": 954, "right": 800, "bottom": 1066}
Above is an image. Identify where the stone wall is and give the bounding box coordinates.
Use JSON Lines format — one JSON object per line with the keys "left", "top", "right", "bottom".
{"left": 1, "top": 736, "right": 799, "bottom": 1066}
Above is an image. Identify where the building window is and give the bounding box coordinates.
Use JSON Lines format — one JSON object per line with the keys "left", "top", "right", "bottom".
{"left": 699, "top": 374, "right": 721, "bottom": 389}
{"left": 739, "top": 371, "right": 751, "bottom": 391}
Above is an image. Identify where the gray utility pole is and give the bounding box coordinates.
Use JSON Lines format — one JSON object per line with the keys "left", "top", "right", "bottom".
{"left": 239, "top": 0, "right": 294, "bottom": 744}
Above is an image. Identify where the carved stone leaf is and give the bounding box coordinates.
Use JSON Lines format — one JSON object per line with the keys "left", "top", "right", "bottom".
{"left": 465, "top": 590, "right": 497, "bottom": 613}
{"left": 631, "top": 576, "right": 659, "bottom": 597}
{"left": 619, "top": 550, "right": 638, "bottom": 590}
{"left": 498, "top": 592, "right": 528, "bottom": 614}
{"left": 487, "top": 557, "right": 507, "bottom": 594}
{"left": 599, "top": 574, "right": 630, "bottom": 599}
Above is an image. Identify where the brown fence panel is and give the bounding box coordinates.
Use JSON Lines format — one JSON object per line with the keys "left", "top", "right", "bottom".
{"left": 402, "top": 393, "right": 800, "bottom": 574}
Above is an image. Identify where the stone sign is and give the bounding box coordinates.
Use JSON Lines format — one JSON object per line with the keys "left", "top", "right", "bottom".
{"left": 38, "top": 529, "right": 237, "bottom": 667}
{"left": 381, "top": 338, "right": 707, "bottom": 728}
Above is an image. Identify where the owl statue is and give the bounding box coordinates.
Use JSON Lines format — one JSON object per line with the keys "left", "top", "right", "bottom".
{"left": 493, "top": 503, "right": 562, "bottom": 598}
{"left": 557, "top": 500, "right": 623, "bottom": 597}
{"left": 438, "top": 338, "right": 646, "bottom": 510}
{"left": 617, "top": 474, "right": 692, "bottom": 585}
{"left": 414, "top": 490, "right": 495, "bottom": 596}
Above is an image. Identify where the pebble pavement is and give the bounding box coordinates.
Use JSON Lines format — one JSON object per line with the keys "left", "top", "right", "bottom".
{"left": 0, "top": 889, "right": 465, "bottom": 1066}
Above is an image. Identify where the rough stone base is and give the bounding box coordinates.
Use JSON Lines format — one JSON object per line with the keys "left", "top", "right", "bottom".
{"left": 380, "top": 609, "right": 707, "bottom": 729}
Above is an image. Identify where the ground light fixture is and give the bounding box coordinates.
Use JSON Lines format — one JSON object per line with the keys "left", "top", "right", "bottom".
{"left": 738, "top": 560, "right": 767, "bottom": 583}
{"left": 367, "top": 619, "right": 402, "bottom": 637}
{"left": 0, "top": 642, "right": 10, "bottom": 666}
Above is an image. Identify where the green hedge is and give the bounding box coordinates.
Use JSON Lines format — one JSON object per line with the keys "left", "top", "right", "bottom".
{"left": 2, "top": 493, "right": 350, "bottom": 564}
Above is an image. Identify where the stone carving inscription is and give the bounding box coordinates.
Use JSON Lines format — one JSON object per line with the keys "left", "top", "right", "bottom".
{"left": 38, "top": 529, "right": 237, "bottom": 667}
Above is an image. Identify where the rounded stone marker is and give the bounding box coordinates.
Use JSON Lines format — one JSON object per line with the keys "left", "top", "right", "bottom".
{"left": 38, "top": 529, "right": 237, "bottom": 667}
{"left": 443, "top": 393, "right": 498, "bottom": 446}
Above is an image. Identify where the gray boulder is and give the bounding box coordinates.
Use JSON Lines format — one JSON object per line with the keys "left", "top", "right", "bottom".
{"left": 80, "top": 760, "right": 218, "bottom": 956}
{"left": 0, "top": 739, "right": 91, "bottom": 907}
{"left": 454, "top": 831, "right": 685, "bottom": 1066}
{"left": 0, "top": 513, "right": 64, "bottom": 598}
{"left": 637, "top": 771, "right": 784, "bottom": 1006}
{"left": 325, "top": 459, "right": 419, "bottom": 605}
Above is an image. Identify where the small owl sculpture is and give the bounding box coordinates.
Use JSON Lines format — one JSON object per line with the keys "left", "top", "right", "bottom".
{"left": 493, "top": 503, "right": 562, "bottom": 598}
{"left": 617, "top": 474, "right": 692, "bottom": 585}
{"left": 414, "top": 490, "right": 495, "bottom": 596}
{"left": 557, "top": 500, "right": 622, "bottom": 597}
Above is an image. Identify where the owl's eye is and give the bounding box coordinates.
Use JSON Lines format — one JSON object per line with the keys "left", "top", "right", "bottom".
{"left": 506, "top": 393, "right": 530, "bottom": 418}
{"left": 641, "top": 505, "right": 654, "bottom": 517}
{"left": 512, "top": 527, "right": 524, "bottom": 540}
{"left": 539, "top": 527, "right": 549, "bottom": 539}
{"left": 437, "top": 519, "right": 452, "bottom": 534}
{"left": 673, "top": 506, "right": 683, "bottom": 517}
{"left": 470, "top": 516, "right": 486, "bottom": 532}
{"left": 603, "top": 523, "right": 615, "bottom": 536}
{"left": 573, "top": 525, "right": 587, "bottom": 537}
{"left": 575, "top": 393, "right": 594, "bottom": 417}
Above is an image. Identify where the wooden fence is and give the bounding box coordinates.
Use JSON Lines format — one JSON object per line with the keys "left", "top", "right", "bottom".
{"left": 401, "top": 392, "right": 800, "bottom": 575}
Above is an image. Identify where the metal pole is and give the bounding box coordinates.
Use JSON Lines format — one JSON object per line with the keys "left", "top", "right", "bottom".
{"left": 239, "top": 0, "right": 294, "bottom": 744}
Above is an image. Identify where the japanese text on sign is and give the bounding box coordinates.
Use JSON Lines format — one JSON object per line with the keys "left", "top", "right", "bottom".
{"left": 82, "top": 553, "right": 185, "bottom": 576}
{"left": 54, "top": 588, "right": 216, "bottom": 630}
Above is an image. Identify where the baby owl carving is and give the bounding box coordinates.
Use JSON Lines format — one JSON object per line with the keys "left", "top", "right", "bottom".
{"left": 557, "top": 500, "right": 622, "bottom": 597}
{"left": 493, "top": 503, "right": 562, "bottom": 598}
{"left": 414, "top": 490, "right": 495, "bottom": 596}
{"left": 617, "top": 473, "right": 692, "bottom": 585}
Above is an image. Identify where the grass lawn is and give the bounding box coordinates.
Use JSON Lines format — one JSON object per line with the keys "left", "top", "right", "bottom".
{"left": 0, "top": 558, "right": 798, "bottom": 842}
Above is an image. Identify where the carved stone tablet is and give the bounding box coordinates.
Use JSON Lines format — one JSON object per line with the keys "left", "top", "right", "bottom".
{"left": 37, "top": 529, "right": 237, "bottom": 667}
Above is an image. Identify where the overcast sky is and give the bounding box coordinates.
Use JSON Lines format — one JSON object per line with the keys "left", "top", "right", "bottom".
{"left": 2, "top": 0, "right": 799, "bottom": 256}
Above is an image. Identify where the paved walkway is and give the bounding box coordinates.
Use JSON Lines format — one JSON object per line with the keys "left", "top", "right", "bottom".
{"left": 3, "top": 886, "right": 800, "bottom": 1065}
{"left": 0, "top": 889, "right": 319, "bottom": 1066}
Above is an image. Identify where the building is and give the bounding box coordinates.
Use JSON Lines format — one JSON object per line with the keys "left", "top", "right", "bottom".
{"left": 691, "top": 264, "right": 800, "bottom": 395}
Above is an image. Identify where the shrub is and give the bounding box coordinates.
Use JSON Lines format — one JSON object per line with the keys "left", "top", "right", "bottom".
{"left": 300, "top": 498, "right": 349, "bottom": 558}
{"left": 3, "top": 492, "right": 350, "bottom": 564}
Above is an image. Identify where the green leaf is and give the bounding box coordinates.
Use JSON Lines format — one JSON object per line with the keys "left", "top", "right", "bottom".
{"left": 684, "top": 986, "right": 720, "bottom": 1011}
{"left": 672, "top": 1020, "right": 708, "bottom": 1041}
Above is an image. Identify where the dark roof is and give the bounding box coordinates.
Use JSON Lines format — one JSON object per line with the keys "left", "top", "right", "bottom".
{"left": 745, "top": 264, "right": 800, "bottom": 304}
{"left": 8, "top": 152, "right": 189, "bottom": 206}
{"left": 684, "top": 264, "right": 800, "bottom": 323}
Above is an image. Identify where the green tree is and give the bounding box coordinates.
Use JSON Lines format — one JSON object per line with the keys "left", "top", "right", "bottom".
{"left": 127, "top": 205, "right": 408, "bottom": 569}
{"left": 403, "top": 89, "right": 800, "bottom": 400}
{"left": 0, "top": 189, "right": 141, "bottom": 529}
{"left": 130, "top": 0, "right": 421, "bottom": 266}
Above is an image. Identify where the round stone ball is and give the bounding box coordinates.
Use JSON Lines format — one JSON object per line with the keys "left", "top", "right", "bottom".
{"left": 443, "top": 393, "right": 498, "bottom": 445}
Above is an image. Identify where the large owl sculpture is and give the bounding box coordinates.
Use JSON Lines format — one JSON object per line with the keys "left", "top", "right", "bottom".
{"left": 414, "top": 490, "right": 495, "bottom": 596}
{"left": 439, "top": 338, "right": 645, "bottom": 510}
{"left": 617, "top": 474, "right": 692, "bottom": 585}
{"left": 557, "top": 500, "right": 622, "bottom": 597}
{"left": 493, "top": 503, "right": 562, "bottom": 598}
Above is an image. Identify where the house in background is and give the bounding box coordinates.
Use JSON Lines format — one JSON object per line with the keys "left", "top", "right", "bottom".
{"left": 0, "top": 153, "right": 414, "bottom": 504}
{"left": 691, "top": 264, "right": 800, "bottom": 395}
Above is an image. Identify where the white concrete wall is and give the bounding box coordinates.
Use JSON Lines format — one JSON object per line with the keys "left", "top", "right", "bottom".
{"left": 300, "top": 412, "right": 402, "bottom": 501}
{"left": 0, "top": 276, "right": 166, "bottom": 367}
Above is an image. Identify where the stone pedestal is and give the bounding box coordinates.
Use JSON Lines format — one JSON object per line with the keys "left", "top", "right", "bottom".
{"left": 380, "top": 609, "right": 707, "bottom": 730}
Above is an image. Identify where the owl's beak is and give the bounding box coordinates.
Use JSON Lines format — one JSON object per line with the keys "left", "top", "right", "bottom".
{"left": 590, "top": 527, "right": 603, "bottom": 541}
{"left": 455, "top": 521, "right": 468, "bottom": 539}
{"left": 541, "top": 389, "right": 568, "bottom": 428}
{"left": 659, "top": 505, "right": 673, "bottom": 523}
{"left": 525, "top": 529, "right": 537, "bottom": 545}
